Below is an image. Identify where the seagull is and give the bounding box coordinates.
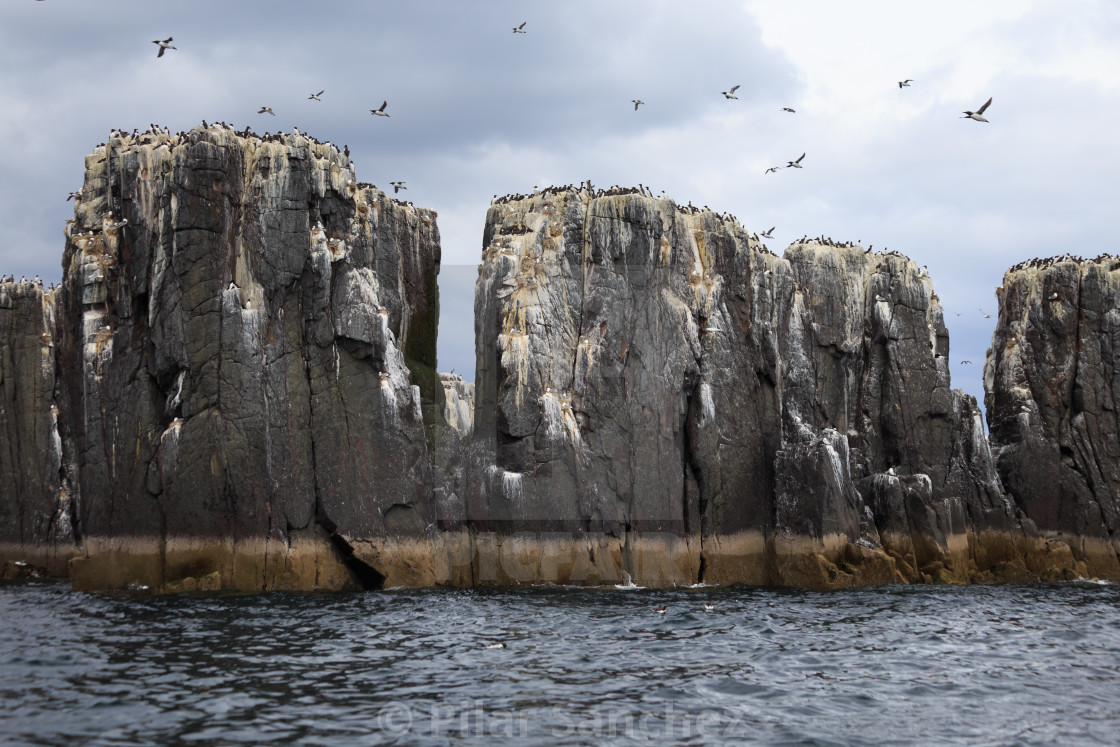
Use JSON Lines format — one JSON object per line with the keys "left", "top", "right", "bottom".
{"left": 899, "top": 79, "right": 913, "bottom": 88}
{"left": 370, "top": 101, "right": 390, "bottom": 117}
{"left": 787, "top": 153, "right": 806, "bottom": 168}
{"left": 764, "top": 166, "right": 781, "bottom": 174}
{"left": 513, "top": 21, "right": 527, "bottom": 33}
{"left": 962, "top": 97, "right": 993, "bottom": 122}
{"left": 153, "top": 37, "right": 175, "bottom": 58}
{"left": 961, "top": 360, "right": 973, "bottom": 365}
{"left": 782, "top": 107, "right": 796, "bottom": 113}
{"left": 760, "top": 226, "right": 775, "bottom": 239}
{"left": 389, "top": 181, "right": 406, "bottom": 193}
{"left": 308, "top": 90, "right": 324, "bottom": 101}
{"left": 66, "top": 191, "right": 81, "bottom": 201}
{"left": 721, "top": 85, "right": 740, "bottom": 100}
{"left": 979, "top": 308, "right": 992, "bottom": 318}
{"left": 632, "top": 99, "right": 644, "bottom": 111}
{"left": 1048, "top": 291, "right": 1059, "bottom": 301}
{"left": 258, "top": 107, "right": 275, "bottom": 116}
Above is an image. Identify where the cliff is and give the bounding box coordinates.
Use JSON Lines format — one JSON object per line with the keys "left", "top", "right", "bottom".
{"left": 0, "top": 281, "right": 74, "bottom": 578}
{"left": 465, "top": 188, "right": 1078, "bottom": 588}
{"left": 6, "top": 140, "right": 1114, "bottom": 591}
{"left": 985, "top": 255, "right": 1120, "bottom": 578}
{"left": 40, "top": 124, "right": 443, "bottom": 591}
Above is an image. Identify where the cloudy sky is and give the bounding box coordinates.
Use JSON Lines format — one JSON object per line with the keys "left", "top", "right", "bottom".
{"left": 2, "top": 1, "right": 1118, "bottom": 410}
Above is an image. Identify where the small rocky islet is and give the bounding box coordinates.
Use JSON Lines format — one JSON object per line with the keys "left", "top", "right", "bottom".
{"left": 1, "top": 124, "right": 1117, "bottom": 592}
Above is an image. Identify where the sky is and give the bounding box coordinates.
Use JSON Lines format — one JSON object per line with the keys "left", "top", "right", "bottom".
{"left": 2, "top": 0, "right": 1118, "bottom": 412}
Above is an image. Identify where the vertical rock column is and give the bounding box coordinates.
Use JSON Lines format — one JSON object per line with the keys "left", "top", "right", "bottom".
{"left": 54, "top": 125, "right": 441, "bottom": 591}
{"left": 986, "top": 256, "right": 1120, "bottom": 579}
{"left": 0, "top": 281, "right": 74, "bottom": 577}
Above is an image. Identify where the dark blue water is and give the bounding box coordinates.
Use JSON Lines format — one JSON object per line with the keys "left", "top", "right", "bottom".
{"left": 2, "top": 581, "right": 1118, "bottom": 746}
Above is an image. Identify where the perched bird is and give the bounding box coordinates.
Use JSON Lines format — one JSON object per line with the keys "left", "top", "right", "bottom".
{"left": 153, "top": 37, "right": 175, "bottom": 58}
{"left": 782, "top": 107, "right": 796, "bottom": 113}
{"left": 258, "top": 106, "right": 275, "bottom": 116}
{"left": 962, "top": 97, "right": 993, "bottom": 122}
{"left": 632, "top": 99, "right": 644, "bottom": 111}
{"left": 760, "top": 226, "right": 775, "bottom": 239}
{"left": 899, "top": 79, "right": 913, "bottom": 88}
{"left": 787, "top": 153, "right": 806, "bottom": 168}
{"left": 370, "top": 101, "right": 390, "bottom": 117}
{"left": 389, "top": 181, "right": 406, "bottom": 193}
{"left": 721, "top": 85, "right": 740, "bottom": 100}
{"left": 513, "top": 21, "right": 527, "bottom": 33}
{"left": 764, "top": 166, "right": 780, "bottom": 174}
{"left": 308, "top": 90, "right": 324, "bottom": 101}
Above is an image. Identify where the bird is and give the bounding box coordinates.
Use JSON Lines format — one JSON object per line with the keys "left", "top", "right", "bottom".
{"left": 632, "top": 99, "right": 644, "bottom": 111}
{"left": 152, "top": 37, "right": 175, "bottom": 58}
{"left": 765, "top": 166, "right": 781, "bottom": 174}
{"left": 1048, "top": 291, "right": 1059, "bottom": 301}
{"left": 721, "top": 85, "right": 740, "bottom": 100}
{"left": 787, "top": 153, "right": 806, "bottom": 168}
{"left": 308, "top": 90, "right": 324, "bottom": 101}
{"left": 961, "top": 360, "right": 973, "bottom": 365}
{"left": 760, "top": 226, "right": 775, "bottom": 239}
{"left": 899, "top": 79, "right": 913, "bottom": 88}
{"left": 485, "top": 642, "right": 506, "bottom": 649}
{"left": 704, "top": 602, "right": 715, "bottom": 612}
{"left": 887, "top": 467, "right": 897, "bottom": 476}
{"left": 370, "top": 101, "right": 390, "bottom": 117}
{"left": 962, "top": 97, "right": 993, "bottom": 122}
{"left": 782, "top": 107, "right": 796, "bottom": 113}
{"left": 980, "top": 308, "right": 992, "bottom": 318}
{"left": 66, "top": 191, "right": 81, "bottom": 201}
{"left": 513, "top": 21, "right": 527, "bottom": 33}
{"left": 258, "top": 107, "right": 275, "bottom": 116}
{"left": 652, "top": 606, "right": 667, "bottom": 614}
{"left": 389, "top": 181, "right": 406, "bottom": 193}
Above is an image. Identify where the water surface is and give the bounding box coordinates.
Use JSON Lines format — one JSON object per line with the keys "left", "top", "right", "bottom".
{"left": 2, "top": 581, "right": 1118, "bottom": 745}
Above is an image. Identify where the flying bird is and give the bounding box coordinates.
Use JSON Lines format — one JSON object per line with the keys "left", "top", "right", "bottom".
{"left": 899, "top": 79, "right": 913, "bottom": 88}
{"left": 389, "top": 181, "right": 406, "bottom": 193}
{"left": 979, "top": 308, "right": 992, "bottom": 318}
{"left": 308, "top": 90, "right": 324, "bottom": 101}
{"left": 961, "top": 360, "right": 973, "bottom": 365}
{"left": 764, "top": 166, "right": 780, "bottom": 174}
{"left": 722, "top": 85, "right": 740, "bottom": 100}
{"left": 370, "top": 101, "right": 390, "bottom": 117}
{"left": 152, "top": 37, "right": 175, "bottom": 58}
{"left": 66, "top": 191, "right": 81, "bottom": 201}
{"left": 632, "top": 99, "right": 644, "bottom": 110}
{"left": 513, "top": 21, "right": 527, "bottom": 33}
{"left": 962, "top": 97, "right": 993, "bottom": 122}
{"left": 782, "top": 107, "right": 796, "bottom": 113}
{"left": 258, "top": 107, "right": 275, "bottom": 116}
{"left": 760, "top": 226, "right": 775, "bottom": 239}
{"left": 787, "top": 153, "right": 806, "bottom": 168}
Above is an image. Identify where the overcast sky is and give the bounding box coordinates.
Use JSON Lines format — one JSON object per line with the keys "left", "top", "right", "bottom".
{"left": 2, "top": 1, "right": 1118, "bottom": 410}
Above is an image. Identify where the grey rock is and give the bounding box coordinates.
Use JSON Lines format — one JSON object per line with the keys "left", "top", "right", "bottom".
{"left": 986, "top": 255, "right": 1120, "bottom": 578}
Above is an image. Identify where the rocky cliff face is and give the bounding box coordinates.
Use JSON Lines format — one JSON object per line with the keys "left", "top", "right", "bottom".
{"left": 465, "top": 188, "right": 1077, "bottom": 588}
{"left": 0, "top": 281, "right": 74, "bottom": 578}
{"left": 985, "top": 256, "right": 1120, "bottom": 578}
{"left": 440, "top": 372, "right": 475, "bottom": 437}
{"left": 43, "top": 124, "right": 443, "bottom": 591}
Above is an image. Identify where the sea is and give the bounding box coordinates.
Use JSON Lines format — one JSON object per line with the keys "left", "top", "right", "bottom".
{"left": 1, "top": 580, "right": 1118, "bottom": 746}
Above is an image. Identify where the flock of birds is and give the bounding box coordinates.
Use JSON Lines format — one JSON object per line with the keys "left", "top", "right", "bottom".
{"left": 24, "top": 10, "right": 1108, "bottom": 366}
